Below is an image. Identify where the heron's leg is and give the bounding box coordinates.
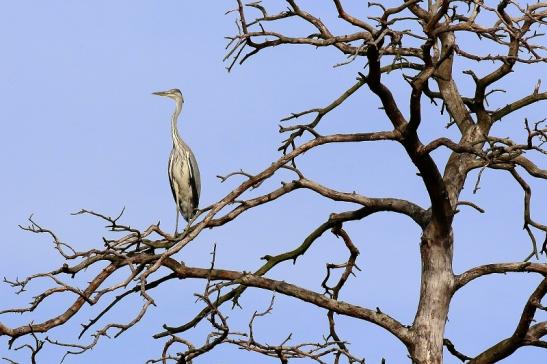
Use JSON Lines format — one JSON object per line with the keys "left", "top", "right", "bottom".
{"left": 182, "top": 209, "right": 200, "bottom": 236}
{"left": 174, "top": 200, "right": 180, "bottom": 236}
{"left": 180, "top": 211, "right": 199, "bottom": 238}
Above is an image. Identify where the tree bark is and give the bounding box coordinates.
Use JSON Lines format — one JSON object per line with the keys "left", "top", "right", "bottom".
{"left": 410, "top": 223, "right": 455, "bottom": 364}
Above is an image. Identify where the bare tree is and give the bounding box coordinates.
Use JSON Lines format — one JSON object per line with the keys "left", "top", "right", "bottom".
{"left": 1, "top": 1, "right": 547, "bottom": 363}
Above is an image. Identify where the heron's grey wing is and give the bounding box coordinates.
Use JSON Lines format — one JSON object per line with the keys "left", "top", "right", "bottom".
{"left": 167, "top": 151, "right": 179, "bottom": 206}
{"left": 187, "top": 149, "right": 201, "bottom": 209}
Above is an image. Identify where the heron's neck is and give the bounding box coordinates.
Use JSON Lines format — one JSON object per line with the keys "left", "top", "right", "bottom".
{"left": 171, "top": 98, "right": 184, "bottom": 146}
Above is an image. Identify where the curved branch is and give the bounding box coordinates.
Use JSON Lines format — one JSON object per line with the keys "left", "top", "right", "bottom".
{"left": 155, "top": 206, "right": 375, "bottom": 339}
{"left": 456, "top": 262, "right": 547, "bottom": 290}
{"left": 492, "top": 91, "right": 547, "bottom": 122}
{"left": 158, "top": 257, "right": 413, "bottom": 345}
{"left": 295, "top": 178, "right": 429, "bottom": 227}
{"left": 0, "top": 264, "right": 117, "bottom": 341}
{"left": 332, "top": 0, "right": 375, "bottom": 33}
{"left": 513, "top": 156, "right": 547, "bottom": 179}
{"left": 156, "top": 203, "right": 408, "bottom": 339}
{"left": 469, "top": 278, "right": 547, "bottom": 363}
{"left": 208, "top": 176, "right": 429, "bottom": 229}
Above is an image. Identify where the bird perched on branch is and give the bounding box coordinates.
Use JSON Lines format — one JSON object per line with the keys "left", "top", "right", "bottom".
{"left": 152, "top": 88, "right": 201, "bottom": 235}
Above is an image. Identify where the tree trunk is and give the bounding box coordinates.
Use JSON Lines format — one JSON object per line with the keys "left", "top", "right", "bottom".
{"left": 410, "top": 223, "right": 455, "bottom": 363}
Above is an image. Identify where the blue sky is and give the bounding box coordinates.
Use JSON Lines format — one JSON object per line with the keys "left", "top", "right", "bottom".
{"left": 0, "top": 1, "right": 546, "bottom": 363}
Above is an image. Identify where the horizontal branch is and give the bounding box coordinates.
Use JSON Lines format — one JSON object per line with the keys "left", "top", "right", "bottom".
{"left": 492, "top": 91, "right": 547, "bottom": 122}
{"left": 207, "top": 176, "right": 428, "bottom": 230}
{"left": 0, "top": 249, "right": 412, "bottom": 346}
{"left": 156, "top": 206, "right": 380, "bottom": 339}
{"left": 419, "top": 137, "right": 483, "bottom": 157}
{"left": 295, "top": 178, "right": 429, "bottom": 227}
{"left": 456, "top": 262, "right": 547, "bottom": 290}
{"left": 158, "top": 257, "right": 412, "bottom": 344}
{"left": 513, "top": 156, "right": 547, "bottom": 179}
{"left": 0, "top": 264, "right": 117, "bottom": 340}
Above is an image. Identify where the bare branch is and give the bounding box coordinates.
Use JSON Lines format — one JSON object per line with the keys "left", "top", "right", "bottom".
{"left": 456, "top": 262, "right": 547, "bottom": 289}
{"left": 469, "top": 278, "right": 547, "bottom": 363}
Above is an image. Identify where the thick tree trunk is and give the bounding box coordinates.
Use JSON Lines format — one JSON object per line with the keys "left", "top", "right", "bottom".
{"left": 410, "top": 224, "right": 455, "bottom": 364}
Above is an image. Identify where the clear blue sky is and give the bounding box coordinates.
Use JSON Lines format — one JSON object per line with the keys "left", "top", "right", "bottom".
{"left": 0, "top": 1, "right": 545, "bottom": 363}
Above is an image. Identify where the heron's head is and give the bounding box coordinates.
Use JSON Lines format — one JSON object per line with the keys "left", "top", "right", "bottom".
{"left": 152, "top": 88, "right": 184, "bottom": 103}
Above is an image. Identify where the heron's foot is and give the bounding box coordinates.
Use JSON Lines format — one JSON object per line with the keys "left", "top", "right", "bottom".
{"left": 180, "top": 221, "right": 192, "bottom": 238}
{"left": 179, "top": 214, "right": 200, "bottom": 238}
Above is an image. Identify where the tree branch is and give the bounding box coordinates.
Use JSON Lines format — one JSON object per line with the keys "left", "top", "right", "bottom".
{"left": 456, "top": 262, "right": 547, "bottom": 290}
{"left": 469, "top": 278, "right": 547, "bottom": 363}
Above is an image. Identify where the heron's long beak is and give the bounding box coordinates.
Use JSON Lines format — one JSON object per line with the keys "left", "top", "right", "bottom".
{"left": 152, "top": 91, "right": 169, "bottom": 96}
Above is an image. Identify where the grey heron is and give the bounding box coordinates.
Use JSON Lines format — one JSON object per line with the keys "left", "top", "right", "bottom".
{"left": 152, "top": 88, "right": 201, "bottom": 235}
